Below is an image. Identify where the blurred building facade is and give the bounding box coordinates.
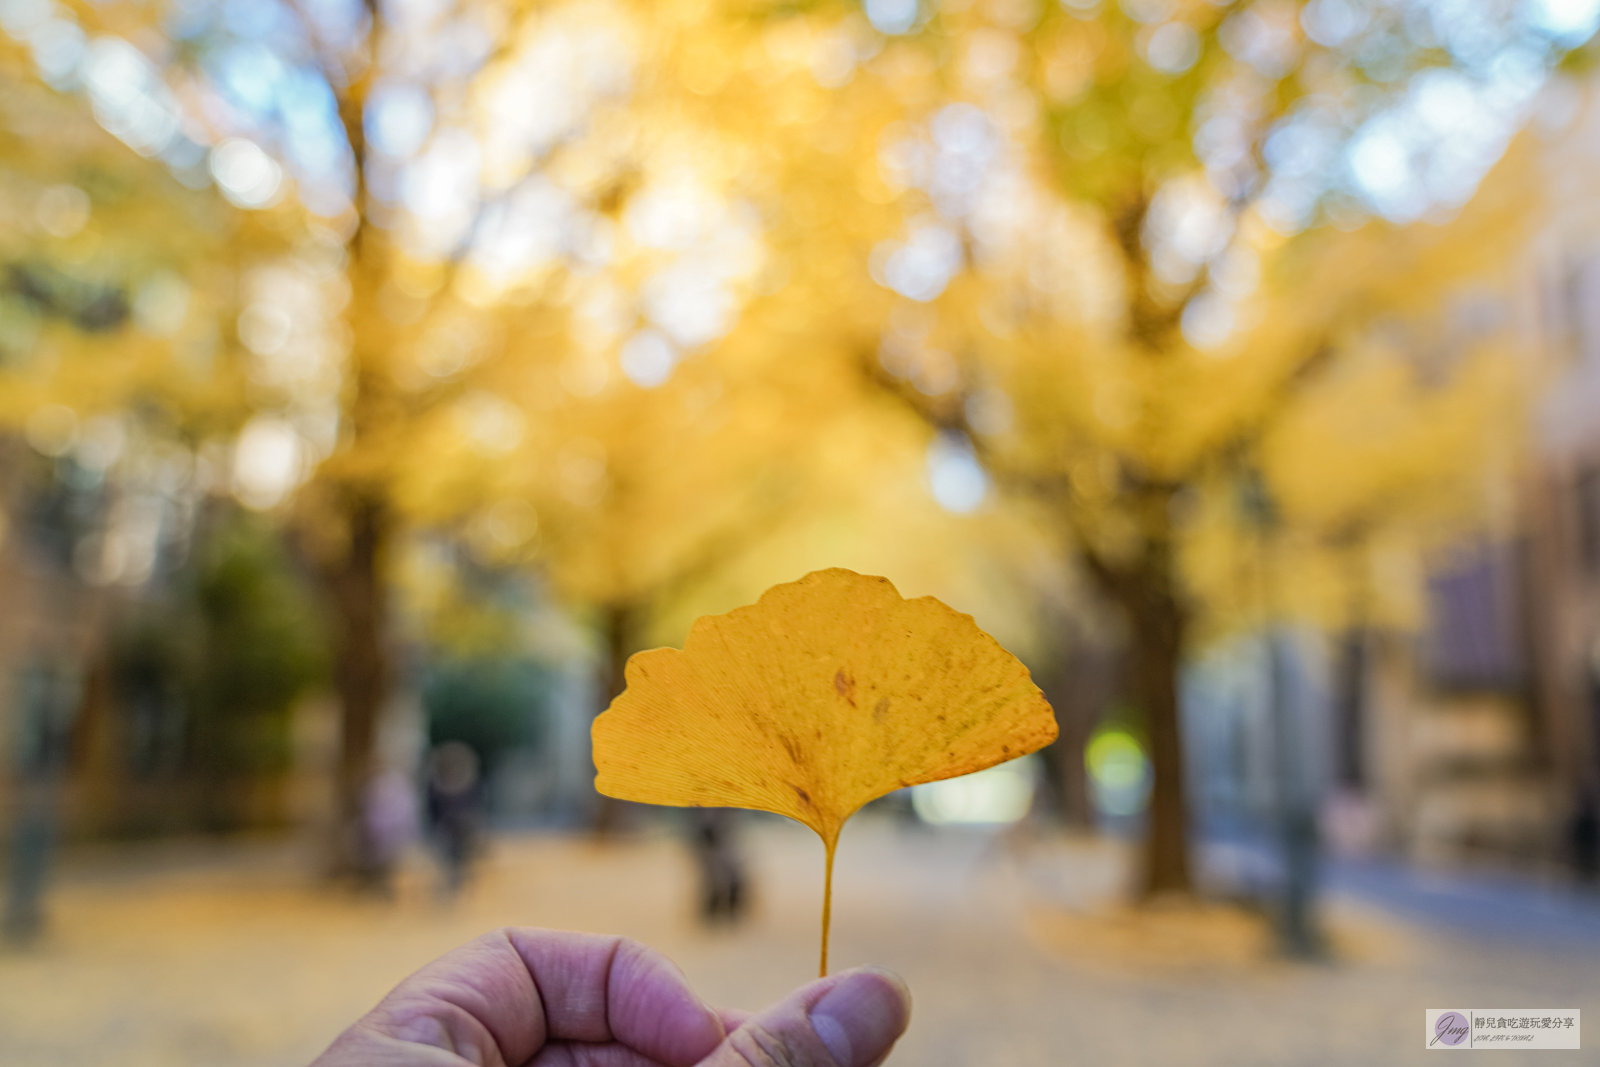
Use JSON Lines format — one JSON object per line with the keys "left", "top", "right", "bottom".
{"left": 1180, "top": 85, "right": 1600, "bottom": 880}
{"left": 1519, "top": 81, "right": 1600, "bottom": 874}
{"left": 1339, "top": 83, "right": 1600, "bottom": 873}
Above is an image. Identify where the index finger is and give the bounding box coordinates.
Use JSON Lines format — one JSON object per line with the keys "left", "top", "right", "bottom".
{"left": 313, "top": 927, "right": 726, "bottom": 1067}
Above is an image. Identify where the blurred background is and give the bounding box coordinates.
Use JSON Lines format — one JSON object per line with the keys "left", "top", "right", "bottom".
{"left": 3, "top": 0, "right": 1600, "bottom": 1063}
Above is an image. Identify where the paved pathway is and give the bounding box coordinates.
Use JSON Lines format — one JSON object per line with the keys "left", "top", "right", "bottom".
{"left": 1328, "top": 856, "right": 1600, "bottom": 954}
{"left": 0, "top": 817, "right": 1596, "bottom": 1066}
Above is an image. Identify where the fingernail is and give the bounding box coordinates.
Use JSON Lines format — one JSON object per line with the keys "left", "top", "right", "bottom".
{"left": 808, "top": 966, "right": 911, "bottom": 1067}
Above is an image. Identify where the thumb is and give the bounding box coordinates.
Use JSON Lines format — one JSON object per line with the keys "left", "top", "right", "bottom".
{"left": 699, "top": 966, "right": 911, "bottom": 1067}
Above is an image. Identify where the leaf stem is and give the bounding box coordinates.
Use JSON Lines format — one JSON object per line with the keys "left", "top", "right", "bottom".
{"left": 820, "top": 834, "right": 836, "bottom": 978}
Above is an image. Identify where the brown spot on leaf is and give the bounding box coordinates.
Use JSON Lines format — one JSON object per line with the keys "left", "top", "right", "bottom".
{"left": 793, "top": 785, "right": 812, "bottom": 807}
{"left": 833, "top": 668, "right": 857, "bottom": 706}
{"left": 873, "top": 697, "right": 890, "bottom": 722}
{"left": 781, "top": 735, "right": 802, "bottom": 763}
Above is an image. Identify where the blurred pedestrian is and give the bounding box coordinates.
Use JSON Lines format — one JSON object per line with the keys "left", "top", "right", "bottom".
{"left": 310, "top": 927, "right": 911, "bottom": 1067}
{"left": 426, "top": 742, "right": 485, "bottom": 897}
{"left": 362, "top": 768, "right": 420, "bottom": 897}
{"left": 1571, "top": 788, "right": 1599, "bottom": 886}
{"left": 690, "top": 807, "right": 747, "bottom": 925}
{"left": 4, "top": 660, "right": 80, "bottom": 944}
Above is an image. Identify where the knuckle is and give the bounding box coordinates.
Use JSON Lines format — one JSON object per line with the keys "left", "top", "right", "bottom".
{"left": 611, "top": 934, "right": 647, "bottom": 961}
{"left": 724, "top": 1021, "right": 830, "bottom": 1067}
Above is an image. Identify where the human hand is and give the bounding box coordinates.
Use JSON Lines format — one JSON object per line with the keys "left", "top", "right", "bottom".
{"left": 311, "top": 927, "right": 912, "bottom": 1067}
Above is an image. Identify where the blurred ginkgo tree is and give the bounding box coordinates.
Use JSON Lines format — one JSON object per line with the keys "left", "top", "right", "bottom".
{"left": 675, "top": 0, "right": 1589, "bottom": 896}
{"left": 3, "top": 0, "right": 1591, "bottom": 900}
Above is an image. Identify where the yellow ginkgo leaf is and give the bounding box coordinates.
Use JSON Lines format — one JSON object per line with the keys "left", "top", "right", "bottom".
{"left": 593, "top": 568, "right": 1058, "bottom": 974}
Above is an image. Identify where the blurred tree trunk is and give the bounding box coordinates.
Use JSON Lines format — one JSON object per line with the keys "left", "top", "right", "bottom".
{"left": 1332, "top": 533, "right": 1371, "bottom": 790}
{"left": 309, "top": 13, "right": 400, "bottom": 883}
{"left": 315, "top": 493, "right": 392, "bottom": 882}
{"left": 1121, "top": 576, "right": 1190, "bottom": 898}
{"left": 1065, "top": 633, "right": 1123, "bottom": 830}
{"left": 1045, "top": 701, "right": 1097, "bottom": 831}
{"left": 1034, "top": 619, "right": 1115, "bottom": 831}
{"left": 1077, "top": 495, "right": 1193, "bottom": 899}
{"left": 869, "top": 368, "right": 1198, "bottom": 896}
{"left": 1332, "top": 626, "right": 1367, "bottom": 789}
